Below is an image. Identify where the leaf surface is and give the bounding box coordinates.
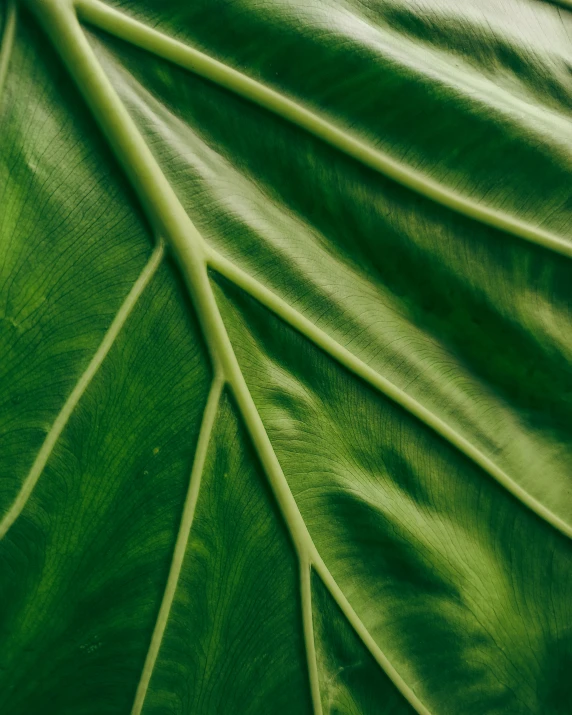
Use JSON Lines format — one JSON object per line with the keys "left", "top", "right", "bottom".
{"left": 1, "top": 0, "right": 572, "bottom": 713}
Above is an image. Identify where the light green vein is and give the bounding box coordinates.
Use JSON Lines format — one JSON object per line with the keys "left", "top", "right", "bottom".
{"left": 131, "top": 373, "right": 224, "bottom": 715}
{"left": 302, "top": 558, "right": 323, "bottom": 715}
{"left": 0, "top": 0, "right": 17, "bottom": 105}
{"left": 208, "top": 247, "right": 572, "bottom": 542}
{"left": 74, "top": 0, "right": 572, "bottom": 260}
{"left": 26, "top": 2, "right": 431, "bottom": 712}
{"left": 0, "top": 240, "right": 164, "bottom": 540}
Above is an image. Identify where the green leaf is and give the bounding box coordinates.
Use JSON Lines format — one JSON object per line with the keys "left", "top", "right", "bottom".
{"left": 1, "top": 0, "right": 572, "bottom": 712}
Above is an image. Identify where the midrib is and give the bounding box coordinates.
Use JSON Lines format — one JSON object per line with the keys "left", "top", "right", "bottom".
{"left": 22, "top": 1, "right": 431, "bottom": 713}
{"left": 207, "top": 247, "right": 572, "bottom": 542}
{"left": 6, "top": 1, "right": 571, "bottom": 712}
{"left": 76, "top": 0, "right": 572, "bottom": 261}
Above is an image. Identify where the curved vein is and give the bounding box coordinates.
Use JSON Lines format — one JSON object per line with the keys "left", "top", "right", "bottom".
{"left": 74, "top": 0, "right": 572, "bottom": 260}
{"left": 131, "top": 373, "right": 224, "bottom": 715}
{"left": 0, "top": 0, "right": 17, "bottom": 105}
{"left": 207, "top": 247, "right": 572, "bottom": 542}
{"left": 0, "top": 241, "right": 164, "bottom": 540}
{"left": 26, "top": 3, "right": 429, "bottom": 712}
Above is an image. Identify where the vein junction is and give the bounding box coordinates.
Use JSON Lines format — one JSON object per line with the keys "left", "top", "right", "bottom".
{"left": 75, "top": 0, "right": 572, "bottom": 260}
{"left": 207, "top": 249, "right": 572, "bottom": 542}
{"left": 22, "top": 0, "right": 432, "bottom": 712}
{"left": 26, "top": 0, "right": 564, "bottom": 712}
{"left": 7, "top": 0, "right": 572, "bottom": 711}
{"left": 11, "top": 0, "right": 572, "bottom": 710}
{"left": 68, "top": 0, "right": 571, "bottom": 543}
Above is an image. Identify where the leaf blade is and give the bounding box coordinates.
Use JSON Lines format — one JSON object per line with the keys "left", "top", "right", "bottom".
{"left": 3, "top": 0, "right": 572, "bottom": 712}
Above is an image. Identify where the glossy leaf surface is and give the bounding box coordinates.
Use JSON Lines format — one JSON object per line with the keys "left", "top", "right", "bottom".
{"left": 1, "top": 0, "right": 572, "bottom": 713}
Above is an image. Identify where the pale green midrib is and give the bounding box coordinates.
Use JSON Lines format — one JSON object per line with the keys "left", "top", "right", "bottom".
{"left": 0, "top": 240, "right": 164, "bottom": 540}
{"left": 0, "top": 0, "right": 17, "bottom": 105}
{"left": 25, "top": 2, "right": 431, "bottom": 713}
{"left": 73, "top": 0, "right": 572, "bottom": 261}
{"left": 131, "top": 374, "right": 224, "bottom": 715}
{"left": 207, "top": 248, "right": 572, "bottom": 542}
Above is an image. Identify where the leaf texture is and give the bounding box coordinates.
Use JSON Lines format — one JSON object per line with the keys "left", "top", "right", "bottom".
{"left": 1, "top": 0, "right": 572, "bottom": 713}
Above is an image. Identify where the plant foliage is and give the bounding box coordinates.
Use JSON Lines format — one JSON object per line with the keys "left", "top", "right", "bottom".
{"left": 1, "top": 0, "right": 572, "bottom": 712}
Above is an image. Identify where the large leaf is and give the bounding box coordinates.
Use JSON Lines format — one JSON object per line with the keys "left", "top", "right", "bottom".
{"left": 1, "top": 0, "right": 572, "bottom": 712}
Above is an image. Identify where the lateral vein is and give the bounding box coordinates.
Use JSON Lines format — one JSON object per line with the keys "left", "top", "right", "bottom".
{"left": 131, "top": 373, "right": 224, "bottom": 715}
{"left": 74, "top": 0, "right": 572, "bottom": 260}
{"left": 208, "top": 248, "right": 572, "bottom": 542}
{"left": 0, "top": 0, "right": 17, "bottom": 105}
{"left": 301, "top": 558, "right": 323, "bottom": 715}
{"left": 0, "top": 241, "right": 164, "bottom": 540}
{"left": 25, "top": 2, "right": 430, "bottom": 712}
{"left": 312, "top": 552, "right": 431, "bottom": 715}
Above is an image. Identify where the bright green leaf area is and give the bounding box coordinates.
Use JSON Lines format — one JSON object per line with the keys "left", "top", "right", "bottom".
{"left": 1, "top": 0, "right": 572, "bottom": 712}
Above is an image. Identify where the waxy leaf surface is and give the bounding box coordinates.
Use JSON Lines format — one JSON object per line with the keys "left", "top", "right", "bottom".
{"left": 1, "top": 0, "right": 572, "bottom": 713}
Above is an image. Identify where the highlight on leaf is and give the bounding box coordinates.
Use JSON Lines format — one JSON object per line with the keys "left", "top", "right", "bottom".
{"left": 1, "top": 0, "right": 572, "bottom": 713}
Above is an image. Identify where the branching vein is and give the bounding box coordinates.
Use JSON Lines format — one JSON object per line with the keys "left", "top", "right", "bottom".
{"left": 0, "top": 240, "right": 164, "bottom": 540}
{"left": 75, "top": 0, "right": 572, "bottom": 260}
{"left": 12, "top": 0, "right": 572, "bottom": 713}
{"left": 207, "top": 247, "right": 572, "bottom": 542}
{"left": 131, "top": 373, "right": 224, "bottom": 715}
{"left": 24, "top": 1, "right": 433, "bottom": 713}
